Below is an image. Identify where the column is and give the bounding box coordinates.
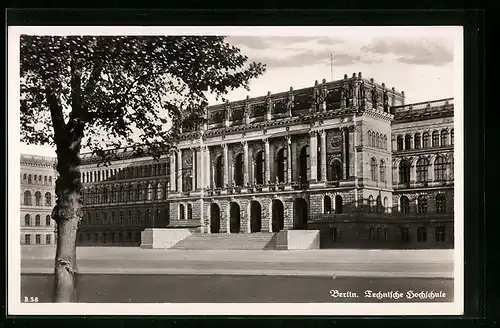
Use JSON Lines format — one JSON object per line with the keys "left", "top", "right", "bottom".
{"left": 177, "top": 150, "right": 183, "bottom": 192}
{"left": 309, "top": 131, "right": 318, "bottom": 182}
{"left": 170, "top": 152, "right": 176, "bottom": 192}
{"left": 286, "top": 136, "right": 292, "bottom": 184}
{"left": 353, "top": 122, "right": 359, "bottom": 207}
{"left": 196, "top": 146, "right": 202, "bottom": 190}
{"left": 320, "top": 130, "right": 327, "bottom": 181}
{"left": 223, "top": 143, "right": 229, "bottom": 188}
{"left": 342, "top": 128, "right": 347, "bottom": 179}
{"left": 264, "top": 138, "right": 270, "bottom": 184}
{"left": 192, "top": 148, "right": 197, "bottom": 190}
{"left": 243, "top": 141, "right": 249, "bottom": 186}
{"left": 203, "top": 146, "right": 210, "bottom": 189}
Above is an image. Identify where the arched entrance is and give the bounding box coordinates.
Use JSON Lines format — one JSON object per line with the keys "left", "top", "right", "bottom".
{"left": 293, "top": 198, "right": 308, "bottom": 229}
{"left": 298, "top": 145, "right": 309, "bottom": 184}
{"left": 271, "top": 199, "right": 285, "bottom": 232}
{"left": 210, "top": 203, "right": 221, "bottom": 233}
{"left": 229, "top": 202, "right": 241, "bottom": 233}
{"left": 250, "top": 201, "right": 262, "bottom": 232}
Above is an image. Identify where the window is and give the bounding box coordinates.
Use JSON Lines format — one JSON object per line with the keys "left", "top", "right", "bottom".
{"left": 46, "top": 235, "right": 51, "bottom": 244}
{"left": 35, "top": 215, "right": 41, "bottom": 226}
{"left": 432, "top": 131, "right": 439, "bottom": 147}
{"left": 417, "top": 195, "right": 428, "bottom": 214}
{"left": 24, "top": 214, "right": 31, "bottom": 226}
{"left": 423, "top": 132, "right": 430, "bottom": 148}
{"left": 370, "top": 158, "right": 377, "bottom": 181}
{"left": 35, "top": 192, "right": 42, "bottom": 206}
{"left": 416, "top": 158, "right": 429, "bottom": 182}
{"left": 24, "top": 191, "right": 32, "bottom": 206}
{"left": 400, "top": 196, "right": 410, "bottom": 214}
{"left": 417, "top": 226, "right": 427, "bottom": 242}
{"left": 23, "top": 174, "right": 27, "bottom": 182}
{"left": 383, "top": 197, "right": 388, "bottom": 213}
{"left": 376, "top": 133, "right": 380, "bottom": 148}
{"left": 328, "top": 160, "right": 342, "bottom": 181}
{"left": 28, "top": 175, "right": 32, "bottom": 184}
{"left": 436, "top": 194, "right": 446, "bottom": 213}
{"left": 404, "top": 135, "right": 411, "bottom": 149}
{"left": 44, "top": 192, "right": 52, "bottom": 206}
{"left": 384, "top": 227, "right": 389, "bottom": 240}
{"left": 383, "top": 135, "right": 387, "bottom": 149}
{"left": 451, "top": 129, "right": 454, "bottom": 145}
{"left": 187, "top": 204, "right": 193, "bottom": 220}
{"left": 119, "top": 185, "right": 124, "bottom": 202}
{"left": 398, "top": 160, "right": 410, "bottom": 184}
{"left": 24, "top": 234, "right": 31, "bottom": 245}
{"left": 376, "top": 196, "right": 382, "bottom": 213}
{"left": 49, "top": 177, "right": 52, "bottom": 184}
{"left": 368, "top": 195, "right": 374, "bottom": 212}
{"left": 368, "top": 131, "right": 372, "bottom": 146}
{"left": 379, "top": 160, "right": 386, "bottom": 183}
{"left": 111, "top": 211, "right": 116, "bottom": 224}
{"left": 44, "top": 176, "right": 47, "bottom": 184}
{"left": 369, "top": 227, "right": 374, "bottom": 240}
{"left": 120, "top": 211, "right": 124, "bottom": 225}
{"left": 335, "top": 195, "right": 343, "bottom": 213}
{"left": 179, "top": 204, "right": 185, "bottom": 220}
{"left": 323, "top": 196, "right": 332, "bottom": 214}
{"left": 397, "top": 136, "right": 403, "bottom": 150}
{"left": 434, "top": 156, "right": 447, "bottom": 181}
{"left": 35, "top": 234, "right": 41, "bottom": 244}
{"left": 103, "top": 187, "right": 109, "bottom": 203}
{"left": 435, "top": 226, "right": 446, "bottom": 242}
{"left": 440, "top": 130, "right": 448, "bottom": 146}
{"left": 45, "top": 215, "right": 51, "bottom": 226}
{"left": 401, "top": 227, "right": 409, "bottom": 242}
{"left": 414, "top": 133, "right": 421, "bottom": 149}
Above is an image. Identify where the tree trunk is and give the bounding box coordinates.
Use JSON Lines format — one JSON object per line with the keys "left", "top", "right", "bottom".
{"left": 52, "top": 130, "right": 84, "bottom": 302}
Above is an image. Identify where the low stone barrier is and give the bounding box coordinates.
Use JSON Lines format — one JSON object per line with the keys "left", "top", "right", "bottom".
{"left": 140, "top": 228, "right": 191, "bottom": 249}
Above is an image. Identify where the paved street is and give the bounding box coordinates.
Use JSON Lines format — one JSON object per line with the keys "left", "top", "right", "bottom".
{"left": 22, "top": 274, "right": 454, "bottom": 303}
{"left": 21, "top": 247, "right": 454, "bottom": 278}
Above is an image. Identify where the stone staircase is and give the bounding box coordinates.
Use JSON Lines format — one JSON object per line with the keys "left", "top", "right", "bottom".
{"left": 170, "top": 232, "right": 277, "bottom": 250}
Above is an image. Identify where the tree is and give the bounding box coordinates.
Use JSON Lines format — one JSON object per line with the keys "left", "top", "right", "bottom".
{"left": 20, "top": 35, "right": 265, "bottom": 302}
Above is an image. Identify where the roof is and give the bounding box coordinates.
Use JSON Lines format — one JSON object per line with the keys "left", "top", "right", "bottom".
{"left": 392, "top": 98, "right": 454, "bottom": 123}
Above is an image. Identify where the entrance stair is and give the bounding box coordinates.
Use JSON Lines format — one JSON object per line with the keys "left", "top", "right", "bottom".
{"left": 170, "top": 232, "right": 277, "bottom": 250}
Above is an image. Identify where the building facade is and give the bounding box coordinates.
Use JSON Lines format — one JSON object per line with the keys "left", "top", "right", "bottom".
{"left": 78, "top": 73, "right": 455, "bottom": 249}
{"left": 20, "top": 155, "right": 57, "bottom": 245}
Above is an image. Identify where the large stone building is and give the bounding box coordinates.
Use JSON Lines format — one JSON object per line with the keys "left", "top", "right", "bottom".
{"left": 20, "top": 155, "right": 57, "bottom": 245}
{"left": 77, "top": 73, "right": 455, "bottom": 249}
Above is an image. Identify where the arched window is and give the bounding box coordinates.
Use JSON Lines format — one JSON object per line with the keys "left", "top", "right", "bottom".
{"left": 234, "top": 153, "right": 244, "bottom": 187}
{"left": 376, "top": 196, "right": 382, "bottom": 213}
{"left": 367, "top": 131, "right": 372, "bottom": 146}
{"left": 436, "top": 194, "right": 446, "bottom": 213}
{"left": 368, "top": 195, "right": 374, "bottom": 212}
{"left": 416, "top": 158, "right": 429, "bottom": 182}
{"left": 275, "top": 148, "right": 287, "bottom": 183}
{"left": 435, "top": 226, "right": 446, "bottom": 242}
{"left": 35, "top": 214, "right": 41, "bottom": 226}
{"left": 119, "top": 185, "right": 124, "bottom": 202}
{"left": 44, "top": 192, "right": 52, "bottom": 206}
{"left": 136, "top": 184, "right": 142, "bottom": 201}
{"left": 254, "top": 150, "right": 265, "bottom": 184}
{"left": 370, "top": 158, "right": 377, "bottom": 181}
{"left": 400, "top": 196, "right": 410, "bottom": 214}
{"left": 46, "top": 215, "right": 51, "bottom": 226}
{"left": 451, "top": 129, "right": 454, "bottom": 145}
{"left": 323, "top": 196, "right": 332, "bottom": 214}
{"left": 432, "top": 131, "right": 439, "bottom": 147}
{"left": 44, "top": 176, "right": 47, "bottom": 184}
{"left": 24, "top": 191, "right": 32, "bottom": 206}
{"left": 187, "top": 204, "right": 193, "bottom": 220}
{"left": 434, "top": 156, "right": 447, "bottom": 181}
{"left": 35, "top": 192, "right": 42, "bottom": 206}
{"left": 24, "top": 214, "right": 30, "bottom": 226}
{"left": 335, "top": 195, "right": 343, "bottom": 214}
{"left": 404, "top": 135, "right": 411, "bottom": 149}
{"left": 214, "top": 156, "right": 224, "bottom": 188}
{"left": 28, "top": 174, "right": 32, "bottom": 184}
{"left": 417, "top": 226, "right": 427, "bottom": 242}
{"left": 49, "top": 176, "right": 52, "bottom": 184}
{"left": 441, "top": 130, "right": 448, "bottom": 146}
{"left": 383, "top": 135, "right": 388, "bottom": 149}
{"left": 128, "top": 184, "right": 134, "bottom": 202}
{"left": 397, "top": 136, "right": 403, "bottom": 151}
{"left": 179, "top": 204, "right": 185, "bottom": 220}
{"left": 423, "top": 132, "right": 430, "bottom": 148}
{"left": 399, "top": 160, "right": 410, "bottom": 184}
{"left": 379, "top": 160, "right": 386, "bottom": 183}
{"left": 417, "top": 195, "right": 428, "bottom": 214}
{"left": 328, "top": 160, "right": 342, "bottom": 181}
{"left": 414, "top": 133, "right": 421, "bottom": 149}
{"left": 376, "top": 133, "right": 380, "bottom": 148}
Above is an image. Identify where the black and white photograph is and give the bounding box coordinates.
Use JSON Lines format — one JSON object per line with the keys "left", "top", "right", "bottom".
{"left": 8, "top": 26, "right": 464, "bottom": 315}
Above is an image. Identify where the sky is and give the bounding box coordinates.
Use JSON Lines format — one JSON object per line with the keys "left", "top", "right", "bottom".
{"left": 17, "top": 27, "right": 459, "bottom": 157}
